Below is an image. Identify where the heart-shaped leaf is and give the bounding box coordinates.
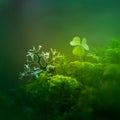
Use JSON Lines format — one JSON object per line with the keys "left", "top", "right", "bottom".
{"left": 70, "top": 36, "right": 80, "bottom": 46}
{"left": 72, "top": 46, "right": 85, "bottom": 57}
{"left": 81, "top": 38, "right": 89, "bottom": 51}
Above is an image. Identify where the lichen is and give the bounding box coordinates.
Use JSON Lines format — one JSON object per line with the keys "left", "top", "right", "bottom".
{"left": 19, "top": 45, "right": 62, "bottom": 81}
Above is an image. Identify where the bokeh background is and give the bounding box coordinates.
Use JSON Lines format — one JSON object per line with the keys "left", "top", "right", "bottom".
{"left": 0, "top": 0, "right": 120, "bottom": 90}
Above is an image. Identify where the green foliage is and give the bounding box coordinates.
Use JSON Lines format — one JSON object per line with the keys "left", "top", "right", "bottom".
{"left": 109, "top": 38, "right": 120, "bottom": 48}
{"left": 48, "top": 75, "right": 82, "bottom": 113}
{"left": 103, "top": 64, "right": 120, "bottom": 80}
{"left": 70, "top": 36, "right": 89, "bottom": 59}
{"left": 16, "top": 37, "right": 120, "bottom": 120}
{"left": 85, "top": 53, "right": 100, "bottom": 63}
{"left": 26, "top": 73, "right": 49, "bottom": 99}
{"left": 25, "top": 73, "right": 53, "bottom": 119}
{"left": 94, "top": 77, "right": 120, "bottom": 119}
{"left": 105, "top": 48, "right": 120, "bottom": 64}
{"left": 66, "top": 61, "right": 103, "bottom": 88}
{"left": 25, "top": 74, "right": 83, "bottom": 119}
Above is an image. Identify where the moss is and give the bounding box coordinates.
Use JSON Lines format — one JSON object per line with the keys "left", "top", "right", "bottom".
{"left": 85, "top": 53, "right": 100, "bottom": 63}
{"left": 66, "top": 61, "right": 103, "bottom": 88}
{"left": 17, "top": 38, "right": 120, "bottom": 120}
{"left": 48, "top": 75, "right": 82, "bottom": 104}
{"left": 103, "top": 64, "right": 120, "bottom": 81}
{"left": 105, "top": 48, "right": 120, "bottom": 64}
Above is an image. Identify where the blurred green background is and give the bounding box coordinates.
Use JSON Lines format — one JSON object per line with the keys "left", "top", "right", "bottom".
{"left": 0, "top": 0, "right": 120, "bottom": 89}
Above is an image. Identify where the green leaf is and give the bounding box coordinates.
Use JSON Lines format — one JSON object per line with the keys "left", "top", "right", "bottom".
{"left": 72, "top": 46, "right": 85, "bottom": 57}
{"left": 81, "top": 38, "right": 89, "bottom": 51}
{"left": 70, "top": 36, "right": 80, "bottom": 46}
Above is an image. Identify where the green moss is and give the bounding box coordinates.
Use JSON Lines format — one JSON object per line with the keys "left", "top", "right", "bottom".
{"left": 103, "top": 64, "right": 120, "bottom": 81}
{"left": 105, "top": 48, "right": 120, "bottom": 64}
{"left": 85, "top": 53, "right": 100, "bottom": 63}
{"left": 17, "top": 37, "right": 120, "bottom": 119}
{"left": 66, "top": 61, "right": 103, "bottom": 88}
{"left": 48, "top": 75, "right": 82, "bottom": 111}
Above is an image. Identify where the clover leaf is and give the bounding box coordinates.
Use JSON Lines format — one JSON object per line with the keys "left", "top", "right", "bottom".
{"left": 70, "top": 36, "right": 89, "bottom": 57}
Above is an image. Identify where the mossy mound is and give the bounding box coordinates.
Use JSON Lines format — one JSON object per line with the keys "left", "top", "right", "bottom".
{"left": 5, "top": 38, "right": 120, "bottom": 120}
